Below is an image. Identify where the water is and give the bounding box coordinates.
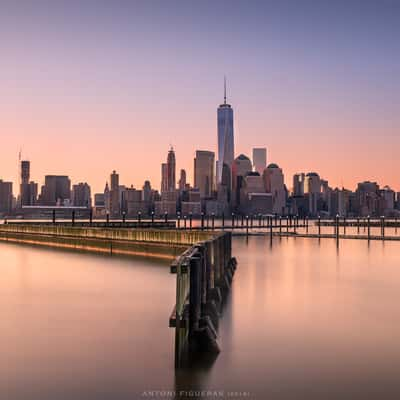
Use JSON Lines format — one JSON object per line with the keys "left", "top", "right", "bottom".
{"left": 1, "top": 237, "right": 400, "bottom": 399}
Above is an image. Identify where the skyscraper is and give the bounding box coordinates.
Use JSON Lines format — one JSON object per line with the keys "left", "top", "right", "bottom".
{"left": 194, "top": 150, "right": 215, "bottom": 198}
{"left": 252, "top": 148, "right": 267, "bottom": 175}
{"left": 110, "top": 170, "right": 120, "bottom": 216}
{"left": 178, "top": 169, "right": 187, "bottom": 191}
{"left": 20, "top": 160, "right": 36, "bottom": 206}
{"left": 217, "top": 78, "right": 234, "bottom": 185}
{"left": 167, "top": 147, "right": 176, "bottom": 191}
{"left": 161, "top": 163, "right": 168, "bottom": 193}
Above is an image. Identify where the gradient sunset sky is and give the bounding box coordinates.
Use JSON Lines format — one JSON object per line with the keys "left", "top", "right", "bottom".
{"left": 1, "top": 0, "right": 399, "bottom": 193}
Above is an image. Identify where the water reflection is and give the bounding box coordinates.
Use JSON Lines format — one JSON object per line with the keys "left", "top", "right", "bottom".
{"left": 1, "top": 237, "right": 400, "bottom": 399}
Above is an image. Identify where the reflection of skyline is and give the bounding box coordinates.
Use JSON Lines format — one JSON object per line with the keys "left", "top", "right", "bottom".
{"left": 1, "top": 1, "right": 399, "bottom": 193}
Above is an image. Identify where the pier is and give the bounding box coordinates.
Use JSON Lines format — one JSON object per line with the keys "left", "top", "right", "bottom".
{"left": 0, "top": 222, "right": 236, "bottom": 367}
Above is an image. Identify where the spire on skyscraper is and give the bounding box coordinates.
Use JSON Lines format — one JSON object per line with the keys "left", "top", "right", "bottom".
{"left": 224, "top": 76, "right": 227, "bottom": 105}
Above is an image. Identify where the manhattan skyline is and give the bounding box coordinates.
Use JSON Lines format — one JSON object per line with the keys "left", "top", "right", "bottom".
{"left": 1, "top": 1, "right": 399, "bottom": 194}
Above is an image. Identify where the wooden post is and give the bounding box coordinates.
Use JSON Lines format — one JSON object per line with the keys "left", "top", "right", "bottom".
{"left": 306, "top": 216, "right": 308, "bottom": 234}
{"left": 250, "top": 215, "right": 253, "bottom": 229}
{"left": 106, "top": 212, "right": 110, "bottom": 226}
{"left": 177, "top": 213, "right": 181, "bottom": 229}
{"left": 122, "top": 212, "right": 126, "bottom": 223}
{"left": 222, "top": 213, "right": 225, "bottom": 229}
{"left": 189, "top": 213, "right": 193, "bottom": 230}
{"left": 72, "top": 210, "right": 75, "bottom": 226}
{"left": 279, "top": 216, "right": 282, "bottom": 235}
{"left": 259, "top": 214, "right": 262, "bottom": 228}
{"left": 343, "top": 217, "right": 346, "bottom": 235}
{"left": 381, "top": 216, "right": 385, "bottom": 238}
{"left": 246, "top": 215, "right": 249, "bottom": 236}
{"left": 52, "top": 209, "right": 56, "bottom": 224}
{"left": 184, "top": 216, "right": 187, "bottom": 230}
{"left": 212, "top": 213, "right": 215, "bottom": 230}
{"left": 164, "top": 212, "right": 168, "bottom": 224}
{"left": 318, "top": 215, "right": 321, "bottom": 236}
{"left": 89, "top": 207, "right": 93, "bottom": 225}
{"left": 231, "top": 213, "right": 234, "bottom": 229}
{"left": 367, "top": 215, "right": 371, "bottom": 240}
{"left": 357, "top": 217, "right": 360, "bottom": 234}
{"left": 201, "top": 213, "right": 205, "bottom": 230}
{"left": 138, "top": 211, "right": 142, "bottom": 225}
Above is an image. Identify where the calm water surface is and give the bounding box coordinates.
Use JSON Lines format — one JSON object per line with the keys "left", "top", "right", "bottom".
{"left": 1, "top": 237, "right": 400, "bottom": 400}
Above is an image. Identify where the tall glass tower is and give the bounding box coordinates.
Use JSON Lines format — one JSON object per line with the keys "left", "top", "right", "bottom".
{"left": 217, "top": 78, "right": 234, "bottom": 185}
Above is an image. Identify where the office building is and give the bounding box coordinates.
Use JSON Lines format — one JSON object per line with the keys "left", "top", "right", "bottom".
{"left": 252, "top": 148, "right": 267, "bottom": 175}
{"left": 194, "top": 150, "right": 215, "bottom": 198}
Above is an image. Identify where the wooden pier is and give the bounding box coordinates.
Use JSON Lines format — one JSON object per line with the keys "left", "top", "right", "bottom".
{"left": 169, "top": 231, "right": 236, "bottom": 367}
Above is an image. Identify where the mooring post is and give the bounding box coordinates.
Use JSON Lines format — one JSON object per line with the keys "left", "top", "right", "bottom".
{"left": 343, "top": 216, "right": 346, "bottom": 235}
{"left": 184, "top": 216, "right": 187, "bottom": 230}
{"left": 336, "top": 215, "right": 340, "bottom": 243}
{"left": 164, "top": 212, "right": 168, "bottom": 224}
{"left": 222, "top": 213, "right": 225, "bottom": 229}
{"left": 177, "top": 213, "right": 181, "bottom": 229}
{"left": 189, "top": 254, "right": 202, "bottom": 335}
{"left": 294, "top": 216, "right": 297, "bottom": 234}
{"left": 89, "top": 207, "right": 93, "bottom": 225}
{"left": 72, "top": 210, "right": 75, "bottom": 226}
{"left": 258, "top": 214, "right": 262, "bottom": 228}
{"left": 138, "top": 211, "right": 142, "bottom": 225}
{"left": 206, "top": 215, "right": 209, "bottom": 230}
{"left": 318, "top": 215, "right": 321, "bottom": 236}
{"left": 52, "top": 209, "right": 56, "bottom": 224}
{"left": 212, "top": 213, "right": 215, "bottom": 230}
{"left": 270, "top": 216, "right": 273, "bottom": 243}
{"left": 106, "top": 212, "right": 110, "bottom": 226}
{"left": 279, "top": 216, "right": 282, "bottom": 235}
{"left": 241, "top": 214, "right": 244, "bottom": 227}
{"left": 189, "top": 213, "right": 193, "bottom": 230}
{"left": 357, "top": 217, "right": 360, "bottom": 234}
{"left": 286, "top": 216, "right": 289, "bottom": 233}
{"left": 246, "top": 215, "right": 249, "bottom": 236}
{"left": 122, "top": 212, "right": 126, "bottom": 224}
{"left": 151, "top": 211, "right": 154, "bottom": 225}
{"left": 381, "top": 216, "right": 385, "bottom": 238}
{"left": 250, "top": 215, "right": 253, "bottom": 229}
{"left": 367, "top": 215, "right": 371, "bottom": 240}
{"left": 231, "top": 213, "right": 234, "bottom": 229}
{"left": 201, "top": 213, "right": 205, "bottom": 230}
{"left": 395, "top": 217, "right": 398, "bottom": 234}
{"left": 306, "top": 216, "right": 309, "bottom": 234}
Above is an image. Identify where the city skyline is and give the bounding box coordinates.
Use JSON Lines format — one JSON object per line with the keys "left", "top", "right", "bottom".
{"left": 0, "top": 1, "right": 399, "bottom": 194}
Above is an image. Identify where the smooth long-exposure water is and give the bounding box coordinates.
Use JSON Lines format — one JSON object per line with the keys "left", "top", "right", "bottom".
{"left": 1, "top": 236, "right": 400, "bottom": 399}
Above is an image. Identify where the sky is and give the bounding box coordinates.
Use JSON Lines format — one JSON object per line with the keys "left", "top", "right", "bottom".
{"left": 0, "top": 0, "right": 399, "bottom": 194}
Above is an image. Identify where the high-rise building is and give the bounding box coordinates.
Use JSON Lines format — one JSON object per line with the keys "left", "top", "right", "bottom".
{"left": 178, "top": 169, "right": 187, "bottom": 191}
{"left": 232, "top": 154, "right": 252, "bottom": 207}
{"left": 194, "top": 150, "right": 215, "bottom": 198}
{"left": 293, "top": 173, "right": 305, "bottom": 197}
{"left": 263, "top": 163, "right": 286, "bottom": 215}
{"left": 0, "top": 180, "right": 13, "bottom": 214}
{"left": 19, "top": 160, "right": 37, "bottom": 206}
{"left": 305, "top": 172, "right": 321, "bottom": 216}
{"left": 109, "top": 170, "right": 120, "bottom": 216}
{"left": 167, "top": 147, "right": 176, "bottom": 191}
{"left": 252, "top": 148, "right": 267, "bottom": 175}
{"left": 72, "top": 183, "right": 91, "bottom": 207}
{"left": 161, "top": 163, "right": 168, "bottom": 193}
{"left": 21, "top": 160, "right": 30, "bottom": 185}
{"left": 217, "top": 78, "right": 234, "bottom": 185}
{"left": 40, "top": 175, "right": 71, "bottom": 206}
